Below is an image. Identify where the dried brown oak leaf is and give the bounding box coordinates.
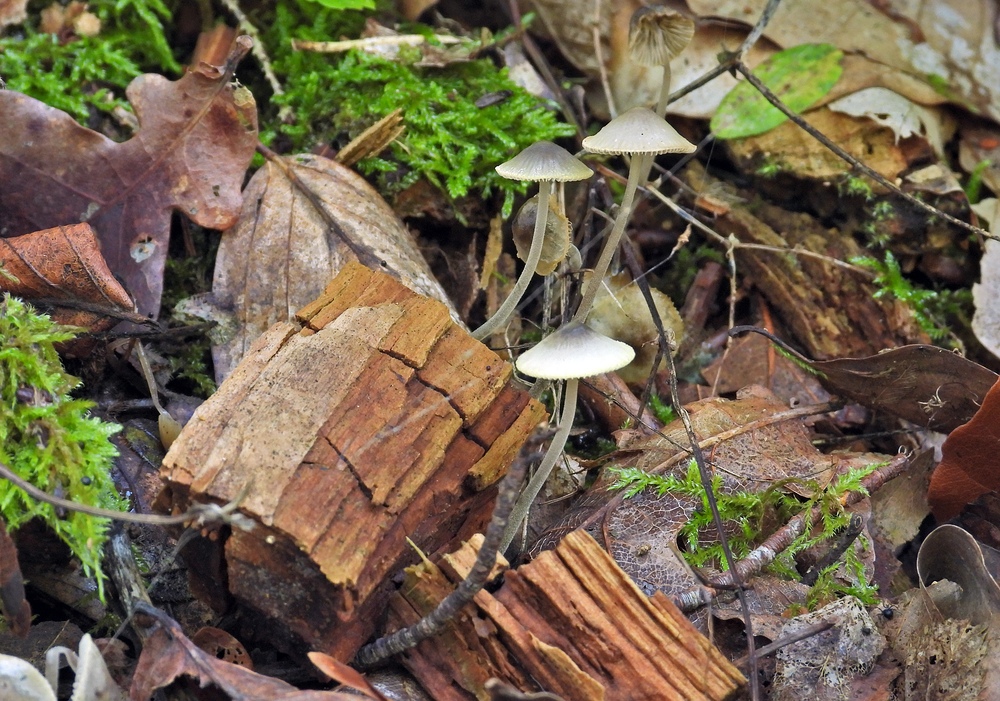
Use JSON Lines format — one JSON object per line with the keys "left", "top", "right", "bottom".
{"left": 130, "top": 603, "right": 362, "bottom": 701}
{"left": 0, "top": 223, "right": 135, "bottom": 331}
{"left": 928, "top": 376, "right": 1000, "bottom": 521}
{"left": 0, "top": 0, "right": 27, "bottom": 28}
{"left": 0, "top": 36, "right": 257, "bottom": 318}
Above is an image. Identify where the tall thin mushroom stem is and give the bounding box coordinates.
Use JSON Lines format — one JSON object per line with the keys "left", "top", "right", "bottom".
{"left": 500, "top": 377, "right": 578, "bottom": 551}
{"left": 473, "top": 180, "right": 553, "bottom": 341}
{"left": 572, "top": 160, "right": 644, "bottom": 324}
{"left": 655, "top": 63, "right": 672, "bottom": 118}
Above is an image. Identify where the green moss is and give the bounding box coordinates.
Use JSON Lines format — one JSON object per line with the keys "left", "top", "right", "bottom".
{"left": 608, "top": 458, "right": 881, "bottom": 607}
{"left": 0, "top": 296, "right": 125, "bottom": 594}
{"left": 259, "top": 4, "right": 574, "bottom": 216}
{"left": 0, "top": 0, "right": 179, "bottom": 122}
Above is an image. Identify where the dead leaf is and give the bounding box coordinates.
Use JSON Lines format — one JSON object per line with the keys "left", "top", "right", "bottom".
{"left": 0, "top": 0, "right": 27, "bottom": 29}
{"left": 687, "top": 0, "right": 1000, "bottom": 122}
{"left": 927, "top": 376, "right": 1000, "bottom": 520}
{"left": 808, "top": 345, "right": 998, "bottom": 434}
{"left": 0, "top": 519, "right": 29, "bottom": 638}
{"left": 916, "top": 525, "right": 1000, "bottom": 624}
{"left": 0, "top": 223, "right": 135, "bottom": 331}
{"left": 191, "top": 627, "right": 253, "bottom": 671}
{"left": 973, "top": 236, "right": 1000, "bottom": 361}
{"left": 45, "top": 633, "right": 126, "bottom": 701}
{"left": 0, "top": 37, "right": 257, "bottom": 318}
{"left": 827, "top": 88, "right": 946, "bottom": 155}
{"left": 0, "top": 653, "right": 54, "bottom": 701}
{"left": 770, "top": 597, "right": 884, "bottom": 701}
{"left": 308, "top": 652, "right": 386, "bottom": 700}
{"left": 130, "top": 603, "right": 361, "bottom": 701}
{"left": 188, "top": 152, "right": 457, "bottom": 383}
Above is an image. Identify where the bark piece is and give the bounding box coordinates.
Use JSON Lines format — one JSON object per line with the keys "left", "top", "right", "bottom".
{"left": 391, "top": 530, "right": 745, "bottom": 700}
{"left": 157, "top": 262, "right": 545, "bottom": 660}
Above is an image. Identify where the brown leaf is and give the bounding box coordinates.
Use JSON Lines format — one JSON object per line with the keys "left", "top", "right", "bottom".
{"left": 0, "top": 0, "right": 27, "bottom": 28}
{"left": 307, "top": 652, "right": 386, "bottom": 700}
{"left": 198, "top": 152, "right": 457, "bottom": 383}
{"left": 0, "top": 223, "right": 135, "bottom": 331}
{"left": 928, "top": 377, "right": 1000, "bottom": 521}
{"left": 0, "top": 37, "right": 257, "bottom": 318}
{"left": 0, "top": 519, "right": 30, "bottom": 638}
{"left": 130, "top": 603, "right": 362, "bottom": 701}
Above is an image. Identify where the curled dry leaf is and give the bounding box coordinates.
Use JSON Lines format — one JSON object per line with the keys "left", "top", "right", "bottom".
{"left": 916, "top": 524, "right": 1000, "bottom": 625}
{"left": 928, "top": 377, "right": 1000, "bottom": 521}
{"left": 130, "top": 603, "right": 363, "bottom": 701}
{"left": 194, "top": 152, "right": 456, "bottom": 383}
{"left": 0, "top": 519, "right": 30, "bottom": 638}
{"left": 0, "top": 223, "right": 134, "bottom": 331}
{"left": 0, "top": 37, "right": 257, "bottom": 318}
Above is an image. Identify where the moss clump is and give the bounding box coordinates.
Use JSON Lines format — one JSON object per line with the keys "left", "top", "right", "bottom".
{"left": 260, "top": 4, "right": 575, "bottom": 216}
{"left": 0, "top": 0, "right": 179, "bottom": 122}
{"left": 608, "top": 459, "right": 880, "bottom": 607}
{"left": 0, "top": 296, "right": 124, "bottom": 591}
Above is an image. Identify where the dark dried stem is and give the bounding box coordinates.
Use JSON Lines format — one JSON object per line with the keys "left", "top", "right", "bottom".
{"left": 354, "top": 442, "right": 534, "bottom": 668}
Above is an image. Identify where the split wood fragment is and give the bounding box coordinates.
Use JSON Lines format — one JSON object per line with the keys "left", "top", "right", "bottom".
{"left": 389, "top": 529, "right": 745, "bottom": 700}
{"left": 157, "top": 262, "right": 545, "bottom": 660}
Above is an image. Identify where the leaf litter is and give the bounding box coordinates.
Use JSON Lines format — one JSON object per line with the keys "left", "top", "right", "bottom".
{"left": 3, "top": 0, "right": 1000, "bottom": 699}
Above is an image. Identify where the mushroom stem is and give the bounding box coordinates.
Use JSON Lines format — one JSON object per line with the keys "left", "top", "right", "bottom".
{"left": 473, "top": 180, "right": 553, "bottom": 341}
{"left": 572, "top": 159, "right": 644, "bottom": 324}
{"left": 500, "top": 377, "right": 578, "bottom": 552}
{"left": 655, "top": 62, "right": 672, "bottom": 118}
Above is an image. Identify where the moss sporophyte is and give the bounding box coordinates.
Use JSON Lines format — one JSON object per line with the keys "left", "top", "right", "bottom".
{"left": 0, "top": 296, "right": 125, "bottom": 595}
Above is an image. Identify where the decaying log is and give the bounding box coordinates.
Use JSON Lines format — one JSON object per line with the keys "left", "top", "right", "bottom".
{"left": 390, "top": 530, "right": 745, "bottom": 700}
{"left": 156, "top": 262, "right": 545, "bottom": 660}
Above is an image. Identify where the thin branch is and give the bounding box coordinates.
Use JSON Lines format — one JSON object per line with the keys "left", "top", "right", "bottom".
{"left": 734, "top": 62, "right": 992, "bottom": 242}
{"left": 0, "top": 461, "right": 255, "bottom": 530}
{"left": 661, "top": 333, "right": 760, "bottom": 701}
{"left": 706, "top": 453, "right": 910, "bottom": 589}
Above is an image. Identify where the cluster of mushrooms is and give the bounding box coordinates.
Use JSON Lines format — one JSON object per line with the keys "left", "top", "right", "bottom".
{"left": 469, "top": 7, "right": 699, "bottom": 549}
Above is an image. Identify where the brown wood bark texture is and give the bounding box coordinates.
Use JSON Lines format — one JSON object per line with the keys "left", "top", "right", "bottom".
{"left": 157, "top": 262, "right": 545, "bottom": 660}
{"left": 391, "top": 530, "right": 745, "bottom": 701}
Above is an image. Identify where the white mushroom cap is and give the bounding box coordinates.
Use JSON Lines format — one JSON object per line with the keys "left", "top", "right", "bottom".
{"left": 582, "top": 107, "right": 696, "bottom": 155}
{"left": 515, "top": 322, "right": 635, "bottom": 380}
{"left": 629, "top": 6, "right": 695, "bottom": 67}
{"left": 495, "top": 141, "right": 593, "bottom": 182}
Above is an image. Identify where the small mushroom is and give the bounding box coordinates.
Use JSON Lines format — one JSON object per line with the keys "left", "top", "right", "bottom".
{"left": 629, "top": 5, "right": 695, "bottom": 117}
{"left": 473, "top": 141, "right": 592, "bottom": 341}
{"left": 585, "top": 273, "right": 684, "bottom": 383}
{"left": 502, "top": 322, "right": 634, "bottom": 550}
{"left": 511, "top": 195, "right": 572, "bottom": 276}
{"left": 573, "top": 108, "right": 695, "bottom": 324}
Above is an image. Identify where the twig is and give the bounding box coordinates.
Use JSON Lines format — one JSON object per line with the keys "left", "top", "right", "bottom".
{"left": 661, "top": 334, "right": 760, "bottom": 701}
{"left": 353, "top": 440, "right": 535, "bottom": 668}
{"left": 216, "top": 0, "right": 285, "bottom": 102}
{"left": 734, "top": 61, "right": 992, "bottom": 242}
{"left": 734, "top": 621, "right": 834, "bottom": 667}
{"left": 292, "top": 35, "right": 461, "bottom": 52}
{"left": 0, "top": 460, "right": 255, "bottom": 530}
{"left": 591, "top": 0, "right": 616, "bottom": 119}
{"left": 706, "top": 453, "right": 910, "bottom": 589}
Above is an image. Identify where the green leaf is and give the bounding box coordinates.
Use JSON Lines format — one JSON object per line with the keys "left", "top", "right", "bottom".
{"left": 301, "top": 0, "right": 376, "bottom": 9}
{"left": 711, "top": 43, "right": 843, "bottom": 139}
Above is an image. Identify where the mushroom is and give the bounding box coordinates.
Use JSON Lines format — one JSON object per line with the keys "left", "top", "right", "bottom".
{"left": 511, "top": 195, "right": 572, "bottom": 276}
{"left": 573, "top": 107, "right": 695, "bottom": 324}
{"left": 502, "top": 322, "right": 634, "bottom": 550}
{"left": 585, "top": 273, "right": 685, "bottom": 384}
{"left": 473, "top": 141, "right": 592, "bottom": 341}
{"left": 628, "top": 5, "right": 695, "bottom": 117}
